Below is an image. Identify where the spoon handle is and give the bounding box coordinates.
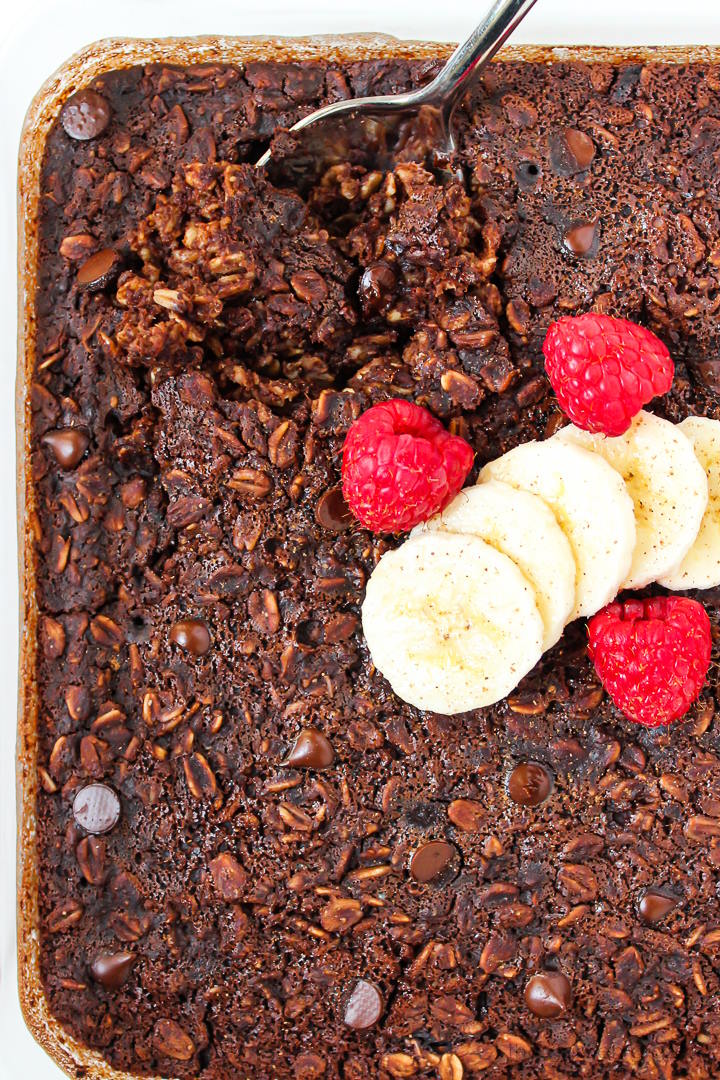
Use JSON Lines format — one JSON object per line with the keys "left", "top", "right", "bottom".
{"left": 420, "top": 0, "right": 540, "bottom": 119}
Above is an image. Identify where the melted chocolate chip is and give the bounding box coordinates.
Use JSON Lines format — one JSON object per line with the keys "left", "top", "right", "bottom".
{"left": 508, "top": 762, "right": 554, "bottom": 806}
{"left": 170, "top": 619, "right": 211, "bottom": 656}
{"left": 358, "top": 262, "right": 396, "bottom": 313}
{"left": 639, "top": 888, "right": 680, "bottom": 925}
{"left": 73, "top": 784, "right": 121, "bottom": 835}
{"left": 410, "top": 840, "right": 458, "bottom": 883}
{"left": 42, "top": 429, "right": 89, "bottom": 469}
{"left": 77, "top": 248, "right": 121, "bottom": 290}
{"left": 285, "top": 728, "right": 335, "bottom": 769}
{"left": 343, "top": 980, "right": 384, "bottom": 1030}
{"left": 90, "top": 951, "right": 136, "bottom": 990}
{"left": 524, "top": 972, "right": 572, "bottom": 1018}
{"left": 60, "top": 89, "right": 112, "bottom": 141}
{"left": 549, "top": 128, "right": 596, "bottom": 176}
{"left": 315, "top": 487, "right": 353, "bottom": 532}
{"left": 563, "top": 221, "right": 598, "bottom": 257}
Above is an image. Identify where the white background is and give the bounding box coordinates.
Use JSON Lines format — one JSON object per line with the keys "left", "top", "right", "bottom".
{"left": 1, "top": 1, "right": 719, "bottom": 1076}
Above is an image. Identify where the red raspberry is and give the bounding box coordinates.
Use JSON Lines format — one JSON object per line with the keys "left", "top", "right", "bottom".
{"left": 588, "top": 597, "right": 711, "bottom": 728}
{"left": 341, "top": 399, "right": 474, "bottom": 533}
{"left": 543, "top": 314, "right": 674, "bottom": 436}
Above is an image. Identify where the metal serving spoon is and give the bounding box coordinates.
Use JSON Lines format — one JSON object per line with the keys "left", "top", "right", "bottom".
{"left": 256, "top": 0, "right": 539, "bottom": 185}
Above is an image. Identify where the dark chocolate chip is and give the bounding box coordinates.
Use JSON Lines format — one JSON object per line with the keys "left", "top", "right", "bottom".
{"left": 563, "top": 221, "right": 598, "bottom": 257}
{"left": 508, "top": 762, "right": 554, "bottom": 807}
{"left": 358, "top": 262, "right": 396, "bottom": 313}
{"left": 72, "top": 783, "right": 121, "bottom": 835}
{"left": 285, "top": 728, "right": 335, "bottom": 769}
{"left": 42, "top": 428, "right": 89, "bottom": 469}
{"left": 315, "top": 487, "right": 353, "bottom": 532}
{"left": 549, "top": 128, "right": 596, "bottom": 176}
{"left": 343, "top": 979, "right": 384, "bottom": 1030}
{"left": 638, "top": 888, "right": 680, "bottom": 925}
{"left": 698, "top": 360, "right": 720, "bottom": 394}
{"left": 60, "top": 89, "right": 112, "bottom": 141}
{"left": 410, "top": 840, "right": 458, "bottom": 883}
{"left": 77, "top": 248, "right": 121, "bottom": 291}
{"left": 170, "top": 619, "right": 211, "bottom": 656}
{"left": 90, "top": 951, "right": 136, "bottom": 989}
{"left": 524, "top": 972, "right": 572, "bottom": 1018}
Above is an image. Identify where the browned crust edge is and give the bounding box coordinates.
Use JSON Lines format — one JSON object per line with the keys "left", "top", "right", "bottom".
{"left": 17, "top": 34, "right": 720, "bottom": 1080}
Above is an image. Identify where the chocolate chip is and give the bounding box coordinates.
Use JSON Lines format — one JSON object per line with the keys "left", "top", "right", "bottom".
{"left": 285, "top": 728, "right": 335, "bottom": 769}
{"left": 42, "top": 428, "right": 89, "bottom": 469}
{"left": 698, "top": 360, "right": 720, "bottom": 394}
{"left": 170, "top": 619, "right": 211, "bottom": 656}
{"left": 507, "top": 762, "right": 554, "bottom": 806}
{"left": 77, "top": 248, "right": 121, "bottom": 291}
{"left": 638, "top": 888, "right": 680, "bottom": 925}
{"left": 549, "top": 128, "right": 596, "bottom": 176}
{"left": 524, "top": 972, "right": 572, "bottom": 1018}
{"left": 563, "top": 221, "right": 598, "bottom": 257}
{"left": 315, "top": 486, "right": 353, "bottom": 532}
{"left": 72, "top": 783, "right": 121, "bottom": 835}
{"left": 90, "top": 951, "right": 135, "bottom": 989}
{"left": 60, "top": 89, "right": 112, "bottom": 141}
{"left": 343, "top": 979, "right": 384, "bottom": 1030}
{"left": 409, "top": 840, "right": 458, "bottom": 883}
{"left": 358, "top": 262, "right": 396, "bottom": 313}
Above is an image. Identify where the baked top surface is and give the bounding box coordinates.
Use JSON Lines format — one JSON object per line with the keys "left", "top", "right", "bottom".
{"left": 29, "top": 57, "right": 720, "bottom": 1078}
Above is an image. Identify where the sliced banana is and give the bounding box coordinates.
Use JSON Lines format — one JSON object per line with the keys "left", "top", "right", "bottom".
{"left": 658, "top": 416, "right": 720, "bottom": 590}
{"left": 412, "top": 480, "right": 576, "bottom": 650}
{"left": 480, "top": 439, "right": 635, "bottom": 620}
{"left": 362, "top": 531, "right": 544, "bottom": 715}
{"left": 556, "top": 411, "right": 708, "bottom": 590}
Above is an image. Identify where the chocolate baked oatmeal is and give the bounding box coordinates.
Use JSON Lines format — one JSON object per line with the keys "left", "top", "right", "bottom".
{"left": 23, "top": 44, "right": 720, "bottom": 1080}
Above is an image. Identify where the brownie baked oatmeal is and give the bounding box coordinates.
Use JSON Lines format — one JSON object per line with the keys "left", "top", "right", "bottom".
{"left": 26, "top": 52, "right": 720, "bottom": 1080}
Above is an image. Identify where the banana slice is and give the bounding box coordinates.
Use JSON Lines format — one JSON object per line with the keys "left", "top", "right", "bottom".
{"left": 362, "top": 531, "right": 544, "bottom": 715}
{"left": 480, "top": 439, "right": 635, "bottom": 619}
{"left": 658, "top": 416, "right": 720, "bottom": 590}
{"left": 412, "top": 480, "right": 576, "bottom": 649}
{"left": 556, "top": 411, "right": 708, "bottom": 590}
